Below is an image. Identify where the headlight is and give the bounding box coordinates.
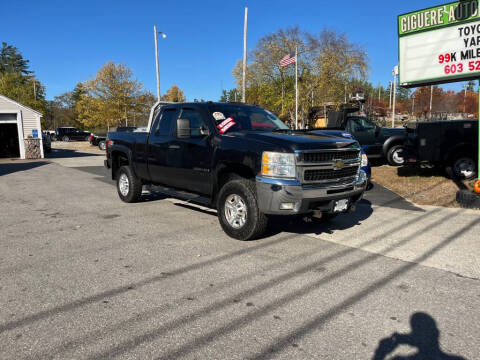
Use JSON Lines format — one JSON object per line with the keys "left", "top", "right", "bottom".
{"left": 261, "top": 152, "right": 296, "bottom": 178}
{"left": 361, "top": 153, "right": 368, "bottom": 167}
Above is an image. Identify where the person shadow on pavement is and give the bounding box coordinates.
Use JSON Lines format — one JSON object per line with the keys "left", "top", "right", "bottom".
{"left": 372, "top": 312, "right": 467, "bottom": 360}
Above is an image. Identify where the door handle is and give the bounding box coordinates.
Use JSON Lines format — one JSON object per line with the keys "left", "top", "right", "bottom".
{"left": 168, "top": 145, "right": 181, "bottom": 150}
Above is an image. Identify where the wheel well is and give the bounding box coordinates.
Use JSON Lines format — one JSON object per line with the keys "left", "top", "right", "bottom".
{"left": 111, "top": 151, "right": 130, "bottom": 179}
{"left": 216, "top": 164, "right": 255, "bottom": 195}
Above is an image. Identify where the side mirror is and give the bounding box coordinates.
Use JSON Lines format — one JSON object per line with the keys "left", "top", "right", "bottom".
{"left": 177, "top": 118, "right": 190, "bottom": 138}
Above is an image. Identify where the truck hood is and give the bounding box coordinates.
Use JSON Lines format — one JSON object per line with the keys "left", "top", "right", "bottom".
{"left": 233, "top": 130, "right": 358, "bottom": 151}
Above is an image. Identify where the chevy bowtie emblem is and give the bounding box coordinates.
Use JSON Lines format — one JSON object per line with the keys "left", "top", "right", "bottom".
{"left": 334, "top": 160, "right": 345, "bottom": 170}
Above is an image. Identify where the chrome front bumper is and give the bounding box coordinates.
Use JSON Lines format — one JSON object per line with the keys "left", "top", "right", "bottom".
{"left": 255, "top": 172, "right": 367, "bottom": 215}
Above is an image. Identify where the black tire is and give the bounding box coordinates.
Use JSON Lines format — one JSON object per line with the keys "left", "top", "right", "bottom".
{"left": 85, "top": 136, "right": 90, "bottom": 141}
{"left": 62, "top": 136, "right": 70, "bottom": 142}
{"left": 456, "top": 190, "right": 480, "bottom": 209}
{"left": 99, "top": 140, "right": 106, "bottom": 151}
{"left": 451, "top": 153, "right": 476, "bottom": 180}
{"left": 116, "top": 166, "right": 143, "bottom": 203}
{"left": 217, "top": 178, "right": 268, "bottom": 241}
{"left": 387, "top": 145, "right": 405, "bottom": 166}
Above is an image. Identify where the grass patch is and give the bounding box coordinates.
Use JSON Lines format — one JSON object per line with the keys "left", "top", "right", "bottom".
{"left": 372, "top": 165, "right": 475, "bottom": 208}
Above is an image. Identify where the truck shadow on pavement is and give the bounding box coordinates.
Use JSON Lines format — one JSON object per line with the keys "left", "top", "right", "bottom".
{"left": 267, "top": 199, "right": 374, "bottom": 237}
{"left": 372, "top": 312, "right": 467, "bottom": 360}
{"left": 0, "top": 161, "right": 49, "bottom": 176}
{"left": 46, "top": 148, "right": 105, "bottom": 159}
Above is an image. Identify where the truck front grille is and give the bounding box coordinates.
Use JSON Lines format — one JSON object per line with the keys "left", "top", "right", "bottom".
{"left": 304, "top": 167, "right": 358, "bottom": 182}
{"left": 302, "top": 150, "right": 359, "bottom": 163}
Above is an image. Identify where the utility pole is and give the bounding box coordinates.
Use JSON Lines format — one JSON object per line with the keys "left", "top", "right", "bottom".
{"left": 463, "top": 84, "right": 467, "bottom": 113}
{"left": 392, "top": 66, "right": 398, "bottom": 128}
{"left": 154, "top": 25, "right": 160, "bottom": 101}
{"left": 295, "top": 46, "right": 298, "bottom": 129}
{"left": 242, "top": 7, "right": 248, "bottom": 103}
{"left": 378, "top": 84, "right": 381, "bottom": 102}
{"left": 429, "top": 85, "right": 434, "bottom": 119}
{"left": 411, "top": 95, "right": 415, "bottom": 115}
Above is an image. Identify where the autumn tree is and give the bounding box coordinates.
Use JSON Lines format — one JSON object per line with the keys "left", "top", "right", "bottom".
{"left": 161, "top": 84, "right": 186, "bottom": 102}
{"left": 232, "top": 27, "right": 368, "bottom": 127}
{"left": 76, "top": 62, "right": 154, "bottom": 129}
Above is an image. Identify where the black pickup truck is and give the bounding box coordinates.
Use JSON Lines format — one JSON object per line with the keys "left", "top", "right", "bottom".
{"left": 105, "top": 102, "right": 368, "bottom": 240}
{"left": 321, "top": 110, "right": 406, "bottom": 166}
{"left": 404, "top": 120, "right": 478, "bottom": 179}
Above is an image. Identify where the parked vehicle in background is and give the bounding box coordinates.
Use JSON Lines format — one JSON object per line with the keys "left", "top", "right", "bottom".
{"left": 42, "top": 131, "right": 51, "bottom": 153}
{"left": 44, "top": 130, "right": 56, "bottom": 141}
{"left": 55, "top": 127, "right": 91, "bottom": 142}
{"left": 105, "top": 102, "right": 368, "bottom": 241}
{"left": 89, "top": 133, "right": 107, "bottom": 150}
{"left": 318, "top": 109, "right": 406, "bottom": 166}
{"left": 91, "top": 127, "right": 139, "bottom": 150}
{"left": 404, "top": 120, "right": 479, "bottom": 179}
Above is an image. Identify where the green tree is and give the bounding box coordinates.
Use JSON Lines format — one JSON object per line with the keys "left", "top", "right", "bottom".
{"left": 220, "top": 88, "right": 241, "bottom": 102}
{"left": 161, "top": 84, "right": 186, "bottom": 102}
{"left": 0, "top": 42, "right": 31, "bottom": 75}
{"left": 466, "top": 80, "right": 476, "bottom": 92}
{"left": 0, "top": 72, "right": 47, "bottom": 116}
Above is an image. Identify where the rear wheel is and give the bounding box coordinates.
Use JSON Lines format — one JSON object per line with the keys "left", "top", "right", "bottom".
{"left": 387, "top": 145, "right": 404, "bottom": 166}
{"left": 98, "top": 140, "right": 106, "bottom": 151}
{"left": 217, "top": 179, "right": 268, "bottom": 241}
{"left": 452, "top": 154, "right": 476, "bottom": 180}
{"left": 117, "top": 166, "right": 143, "bottom": 203}
{"left": 456, "top": 190, "right": 480, "bottom": 209}
{"left": 62, "top": 136, "right": 70, "bottom": 142}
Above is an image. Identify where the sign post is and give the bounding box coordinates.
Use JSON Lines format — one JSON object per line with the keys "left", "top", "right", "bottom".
{"left": 398, "top": 0, "right": 480, "bottom": 184}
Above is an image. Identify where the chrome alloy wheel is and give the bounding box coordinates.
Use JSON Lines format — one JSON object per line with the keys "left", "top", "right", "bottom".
{"left": 224, "top": 194, "right": 247, "bottom": 229}
{"left": 118, "top": 173, "right": 130, "bottom": 196}
{"left": 392, "top": 148, "right": 404, "bottom": 165}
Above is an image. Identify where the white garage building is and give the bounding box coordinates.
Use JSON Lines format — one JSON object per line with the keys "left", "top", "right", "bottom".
{"left": 0, "top": 94, "right": 44, "bottom": 159}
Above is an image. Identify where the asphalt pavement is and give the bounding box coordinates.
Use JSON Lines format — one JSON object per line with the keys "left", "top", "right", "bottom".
{"left": 0, "top": 150, "right": 479, "bottom": 359}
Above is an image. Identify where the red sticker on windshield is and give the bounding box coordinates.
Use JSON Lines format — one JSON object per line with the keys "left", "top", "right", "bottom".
{"left": 217, "top": 117, "right": 236, "bottom": 134}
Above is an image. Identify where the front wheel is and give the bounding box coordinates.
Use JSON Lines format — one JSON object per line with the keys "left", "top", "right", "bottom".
{"left": 217, "top": 179, "right": 268, "bottom": 241}
{"left": 117, "top": 166, "right": 143, "bottom": 203}
{"left": 98, "top": 140, "right": 106, "bottom": 151}
{"left": 387, "top": 145, "right": 404, "bottom": 166}
{"left": 62, "top": 136, "right": 70, "bottom": 142}
{"left": 452, "top": 154, "right": 476, "bottom": 180}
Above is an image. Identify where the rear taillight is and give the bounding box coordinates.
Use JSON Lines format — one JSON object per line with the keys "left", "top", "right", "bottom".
{"left": 89, "top": 135, "right": 93, "bottom": 141}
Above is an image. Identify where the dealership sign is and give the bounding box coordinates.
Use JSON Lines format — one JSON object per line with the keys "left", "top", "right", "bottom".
{"left": 399, "top": 0, "right": 480, "bottom": 87}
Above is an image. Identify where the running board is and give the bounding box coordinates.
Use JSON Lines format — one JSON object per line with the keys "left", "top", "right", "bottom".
{"left": 146, "top": 185, "right": 212, "bottom": 207}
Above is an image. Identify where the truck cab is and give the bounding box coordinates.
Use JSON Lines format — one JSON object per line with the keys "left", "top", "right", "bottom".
{"left": 106, "top": 102, "right": 368, "bottom": 240}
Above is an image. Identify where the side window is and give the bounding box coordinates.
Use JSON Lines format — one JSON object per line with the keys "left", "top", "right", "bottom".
{"left": 154, "top": 108, "right": 178, "bottom": 136}
{"left": 179, "top": 108, "right": 207, "bottom": 137}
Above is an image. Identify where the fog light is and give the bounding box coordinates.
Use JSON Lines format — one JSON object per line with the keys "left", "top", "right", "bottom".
{"left": 280, "top": 202, "right": 295, "bottom": 210}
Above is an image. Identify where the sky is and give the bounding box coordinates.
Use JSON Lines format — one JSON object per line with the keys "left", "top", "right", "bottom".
{"left": 1, "top": 0, "right": 468, "bottom": 101}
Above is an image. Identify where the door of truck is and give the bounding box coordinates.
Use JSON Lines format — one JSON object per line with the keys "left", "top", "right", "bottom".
{"left": 147, "top": 106, "right": 179, "bottom": 186}
{"left": 168, "top": 106, "right": 213, "bottom": 195}
{"left": 347, "top": 117, "right": 382, "bottom": 157}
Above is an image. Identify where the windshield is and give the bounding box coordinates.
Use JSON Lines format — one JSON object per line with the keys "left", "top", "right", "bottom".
{"left": 208, "top": 104, "right": 289, "bottom": 133}
{"left": 350, "top": 117, "right": 376, "bottom": 131}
